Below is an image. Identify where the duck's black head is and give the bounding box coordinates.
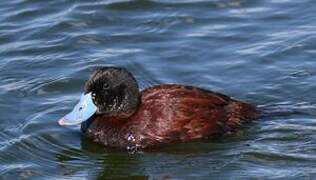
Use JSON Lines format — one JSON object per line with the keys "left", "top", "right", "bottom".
{"left": 84, "top": 67, "right": 140, "bottom": 118}
{"left": 58, "top": 67, "right": 140, "bottom": 127}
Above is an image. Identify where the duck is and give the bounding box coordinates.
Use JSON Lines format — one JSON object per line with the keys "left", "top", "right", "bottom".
{"left": 58, "top": 67, "right": 258, "bottom": 151}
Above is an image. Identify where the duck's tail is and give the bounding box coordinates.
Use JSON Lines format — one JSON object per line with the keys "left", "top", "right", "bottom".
{"left": 224, "top": 100, "right": 259, "bottom": 131}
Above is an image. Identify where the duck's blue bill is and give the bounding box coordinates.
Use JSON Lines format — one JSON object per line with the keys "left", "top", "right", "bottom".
{"left": 58, "top": 92, "right": 97, "bottom": 126}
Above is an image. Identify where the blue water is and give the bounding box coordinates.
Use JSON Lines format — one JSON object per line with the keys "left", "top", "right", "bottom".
{"left": 1, "top": 0, "right": 316, "bottom": 179}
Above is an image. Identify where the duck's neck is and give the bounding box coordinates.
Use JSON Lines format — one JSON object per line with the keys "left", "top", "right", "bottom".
{"left": 80, "top": 115, "right": 96, "bottom": 133}
{"left": 80, "top": 114, "right": 130, "bottom": 134}
{"left": 81, "top": 115, "right": 132, "bottom": 148}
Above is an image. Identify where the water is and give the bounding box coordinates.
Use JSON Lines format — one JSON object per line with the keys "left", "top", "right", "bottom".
{"left": 1, "top": 0, "right": 316, "bottom": 179}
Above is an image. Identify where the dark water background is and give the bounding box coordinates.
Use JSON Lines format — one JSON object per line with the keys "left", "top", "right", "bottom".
{"left": 1, "top": 0, "right": 316, "bottom": 179}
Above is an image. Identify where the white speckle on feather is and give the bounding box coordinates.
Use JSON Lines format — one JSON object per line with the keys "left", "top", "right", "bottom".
{"left": 127, "top": 134, "right": 136, "bottom": 142}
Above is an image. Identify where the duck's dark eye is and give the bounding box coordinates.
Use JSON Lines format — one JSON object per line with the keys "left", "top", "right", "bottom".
{"left": 103, "top": 83, "right": 110, "bottom": 90}
{"left": 79, "top": 106, "right": 83, "bottom": 111}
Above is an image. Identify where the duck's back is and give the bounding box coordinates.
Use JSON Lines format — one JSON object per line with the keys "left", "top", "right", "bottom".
{"left": 83, "top": 84, "right": 258, "bottom": 149}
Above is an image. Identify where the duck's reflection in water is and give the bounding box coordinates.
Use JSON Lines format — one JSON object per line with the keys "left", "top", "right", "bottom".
{"left": 55, "top": 135, "right": 151, "bottom": 179}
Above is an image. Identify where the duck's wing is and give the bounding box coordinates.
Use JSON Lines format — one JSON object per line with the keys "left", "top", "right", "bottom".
{"left": 138, "top": 84, "right": 258, "bottom": 145}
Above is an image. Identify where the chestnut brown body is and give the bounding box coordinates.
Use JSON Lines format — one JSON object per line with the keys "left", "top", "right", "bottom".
{"left": 82, "top": 84, "right": 257, "bottom": 150}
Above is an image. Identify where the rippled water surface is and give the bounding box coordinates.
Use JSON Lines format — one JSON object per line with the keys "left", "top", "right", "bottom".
{"left": 1, "top": 0, "right": 316, "bottom": 179}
